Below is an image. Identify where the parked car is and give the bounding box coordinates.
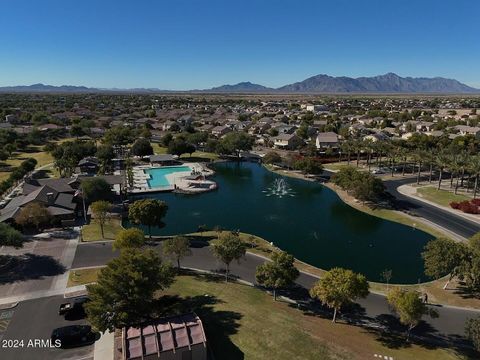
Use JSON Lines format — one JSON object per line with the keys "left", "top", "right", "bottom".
{"left": 51, "top": 325, "right": 95, "bottom": 348}
{"left": 371, "top": 168, "right": 385, "bottom": 174}
{"left": 59, "top": 296, "right": 90, "bottom": 317}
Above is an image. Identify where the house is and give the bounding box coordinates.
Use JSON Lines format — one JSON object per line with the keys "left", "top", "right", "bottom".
{"left": 315, "top": 132, "right": 339, "bottom": 150}
{"left": 78, "top": 157, "right": 99, "bottom": 174}
{"left": 306, "top": 104, "right": 327, "bottom": 112}
{"left": 211, "top": 125, "right": 231, "bottom": 137}
{"left": 273, "top": 133, "right": 303, "bottom": 150}
{"left": 121, "top": 313, "right": 207, "bottom": 360}
{"left": 0, "top": 177, "right": 81, "bottom": 225}
{"left": 416, "top": 121, "right": 434, "bottom": 132}
{"left": 454, "top": 125, "right": 480, "bottom": 138}
{"left": 363, "top": 132, "right": 389, "bottom": 142}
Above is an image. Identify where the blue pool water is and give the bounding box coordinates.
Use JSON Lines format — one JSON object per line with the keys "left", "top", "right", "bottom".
{"left": 145, "top": 166, "right": 192, "bottom": 187}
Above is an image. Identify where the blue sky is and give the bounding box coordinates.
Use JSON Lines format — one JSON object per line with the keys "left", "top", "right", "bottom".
{"left": 0, "top": 0, "right": 479, "bottom": 89}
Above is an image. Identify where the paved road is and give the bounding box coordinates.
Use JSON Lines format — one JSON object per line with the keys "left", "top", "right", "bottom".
{"left": 73, "top": 241, "right": 480, "bottom": 341}
{"left": 383, "top": 177, "right": 480, "bottom": 238}
{"left": 0, "top": 295, "right": 94, "bottom": 360}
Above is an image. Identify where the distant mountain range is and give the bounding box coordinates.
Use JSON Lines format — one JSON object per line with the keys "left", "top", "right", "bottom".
{"left": 0, "top": 73, "right": 478, "bottom": 94}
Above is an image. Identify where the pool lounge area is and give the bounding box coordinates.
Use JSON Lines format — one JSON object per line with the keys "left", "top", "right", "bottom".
{"left": 130, "top": 163, "right": 217, "bottom": 194}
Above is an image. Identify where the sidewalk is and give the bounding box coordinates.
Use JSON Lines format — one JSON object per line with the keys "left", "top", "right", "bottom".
{"left": 397, "top": 184, "right": 480, "bottom": 225}
{"left": 94, "top": 330, "right": 114, "bottom": 360}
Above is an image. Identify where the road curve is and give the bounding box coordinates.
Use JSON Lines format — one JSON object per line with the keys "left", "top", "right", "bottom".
{"left": 383, "top": 177, "right": 480, "bottom": 239}
{"left": 73, "top": 241, "right": 480, "bottom": 340}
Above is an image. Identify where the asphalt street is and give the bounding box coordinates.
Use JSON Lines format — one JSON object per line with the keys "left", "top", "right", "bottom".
{"left": 0, "top": 295, "right": 94, "bottom": 360}
{"left": 73, "top": 241, "right": 480, "bottom": 340}
{"left": 383, "top": 177, "right": 480, "bottom": 238}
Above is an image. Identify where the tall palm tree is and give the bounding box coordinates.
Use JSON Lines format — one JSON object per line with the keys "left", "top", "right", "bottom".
{"left": 340, "top": 140, "right": 354, "bottom": 165}
{"left": 436, "top": 151, "right": 450, "bottom": 190}
{"left": 469, "top": 156, "right": 480, "bottom": 199}
{"left": 414, "top": 149, "right": 426, "bottom": 185}
{"left": 454, "top": 152, "right": 468, "bottom": 194}
{"left": 363, "top": 138, "right": 374, "bottom": 172}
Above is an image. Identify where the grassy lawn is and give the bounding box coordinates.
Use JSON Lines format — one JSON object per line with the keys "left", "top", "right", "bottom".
{"left": 68, "top": 269, "right": 472, "bottom": 360}
{"left": 81, "top": 217, "right": 123, "bottom": 242}
{"left": 417, "top": 186, "right": 470, "bottom": 207}
{"left": 67, "top": 267, "right": 103, "bottom": 287}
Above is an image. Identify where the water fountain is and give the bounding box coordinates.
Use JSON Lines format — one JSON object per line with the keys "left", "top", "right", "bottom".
{"left": 263, "top": 178, "right": 295, "bottom": 198}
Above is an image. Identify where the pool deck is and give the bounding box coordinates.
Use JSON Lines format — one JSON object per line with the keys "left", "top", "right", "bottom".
{"left": 129, "top": 162, "right": 216, "bottom": 194}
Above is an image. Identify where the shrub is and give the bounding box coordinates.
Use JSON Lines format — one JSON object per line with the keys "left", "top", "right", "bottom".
{"left": 450, "top": 201, "right": 460, "bottom": 209}
{"left": 471, "top": 199, "right": 480, "bottom": 207}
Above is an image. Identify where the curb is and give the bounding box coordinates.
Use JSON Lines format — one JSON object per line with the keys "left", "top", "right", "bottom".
{"left": 397, "top": 184, "right": 480, "bottom": 225}
{"left": 0, "top": 302, "right": 18, "bottom": 310}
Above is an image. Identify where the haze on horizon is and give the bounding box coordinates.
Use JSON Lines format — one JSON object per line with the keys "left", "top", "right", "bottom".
{"left": 1, "top": 0, "right": 479, "bottom": 90}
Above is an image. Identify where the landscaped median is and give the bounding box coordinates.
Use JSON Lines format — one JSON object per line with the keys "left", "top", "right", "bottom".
{"left": 67, "top": 268, "right": 470, "bottom": 360}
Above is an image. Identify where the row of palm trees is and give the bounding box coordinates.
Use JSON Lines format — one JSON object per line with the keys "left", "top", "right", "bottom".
{"left": 338, "top": 139, "right": 480, "bottom": 198}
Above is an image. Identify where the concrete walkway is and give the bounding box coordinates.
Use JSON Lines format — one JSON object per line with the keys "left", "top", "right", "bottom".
{"left": 398, "top": 184, "right": 480, "bottom": 225}
{"left": 94, "top": 330, "right": 114, "bottom": 360}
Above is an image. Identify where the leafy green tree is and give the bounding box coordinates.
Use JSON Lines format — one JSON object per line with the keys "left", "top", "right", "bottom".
{"left": 131, "top": 138, "right": 153, "bottom": 157}
{"left": 263, "top": 151, "right": 282, "bottom": 165}
{"left": 4, "top": 143, "right": 16, "bottom": 158}
{"left": 81, "top": 178, "right": 112, "bottom": 203}
{"left": 85, "top": 249, "right": 174, "bottom": 332}
{"left": 465, "top": 316, "right": 480, "bottom": 351}
{"left": 294, "top": 157, "right": 324, "bottom": 175}
{"left": 161, "top": 132, "right": 173, "bottom": 147}
{"left": 128, "top": 199, "right": 168, "bottom": 239}
{"left": 255, "top": 251, "right": 299, "bottom": 300}
{"left": 216, "top": 131, "right": 254, "bottom": 156}
{"left": 163, "top": 236, "right": 192, "bottom": 269}
{"left": 387, "top": 288, "right": 436, "bottom": 340}
{"left": 309, "top": 267, "right": 369, "bottom": 323}
{"left": 103, "top": 126, "right": 135, "bottom": 146}
{"left": 0, "top": 223, "right": 24, "bottom": 248}
{"left": 212, "top": 232, "right": 247, "bottom": 282}
{"left": 113, "top": 228, "right": 146, "bottom": 251}
{"left": 15, "top": 203, "right": 52, "bottom": 231}
{"left": 422, "top": 237, "right": 468, "bottom": 289}
{"left": 90, "top": 200, "right": 111, "bottom": 238}
{"left": 96, "top": 145, "right": 114, "bottom": 174}
{"left": 167, "top": 138, "right": 195, "bottom": 157}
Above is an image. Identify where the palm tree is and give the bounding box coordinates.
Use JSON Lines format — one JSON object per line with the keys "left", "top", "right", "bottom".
{"left": 363, "top": 139, "right": 374, "bottom": 172}
{"left": 414, "top": 149, "right": 426, "bottom": 185}
{"left": 354, "top": 139, "right": 363, "bottom": 168}
{"left": 425, "top": 150, "right": 435, "bottom": 184}
{"left": 454, "top": 152, "right": 468, "bottom": 194}
{"left": 436, "top": 151, "right": 450, "bottom": 190}
{"left": 340, "top": 140, "right": 355, "bottom": 165}
{"left": 469, "top": 156, "right": 480, "bottom": 199}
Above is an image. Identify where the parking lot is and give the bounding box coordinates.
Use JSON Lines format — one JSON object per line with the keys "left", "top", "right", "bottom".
{"left": 0, "top": 295, "right": 94, "bottom": 360}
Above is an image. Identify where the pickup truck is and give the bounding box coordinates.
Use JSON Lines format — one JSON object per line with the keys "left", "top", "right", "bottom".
{"left": 58, "top": 296, "right": 90, "bottom": 316}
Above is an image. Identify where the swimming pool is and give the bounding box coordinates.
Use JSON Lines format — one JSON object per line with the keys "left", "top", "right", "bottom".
{"left": 145, "top": 166, "right": 192, "bottom": 187}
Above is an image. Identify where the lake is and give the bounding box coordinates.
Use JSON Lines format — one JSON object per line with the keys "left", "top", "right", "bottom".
{"left": 127, "top": 161, "right": 433, "bottom": 283}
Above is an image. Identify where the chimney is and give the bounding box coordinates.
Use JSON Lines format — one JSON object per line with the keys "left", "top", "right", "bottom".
{"left": 46, "top": 192, "right": 55, "bottom": 205}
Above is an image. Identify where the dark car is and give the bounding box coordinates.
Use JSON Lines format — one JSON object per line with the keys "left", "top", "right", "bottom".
{"left": 51, "top": 325, "right": 95, "bottom": 348}
{"left": 59, "top": 296, "right": 90, "bottom": 317}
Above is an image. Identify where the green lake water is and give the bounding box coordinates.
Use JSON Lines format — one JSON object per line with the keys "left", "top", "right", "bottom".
{"left": 127, "top": 161, "right": 433, "bottom": 283}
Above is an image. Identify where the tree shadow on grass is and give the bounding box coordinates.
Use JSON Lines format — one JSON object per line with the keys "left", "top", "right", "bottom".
{"left": 0, "top": 254, "right": 66, "bottom": 284}
{"left": 152, "top": 279, "right": 244, "bottom": 359}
